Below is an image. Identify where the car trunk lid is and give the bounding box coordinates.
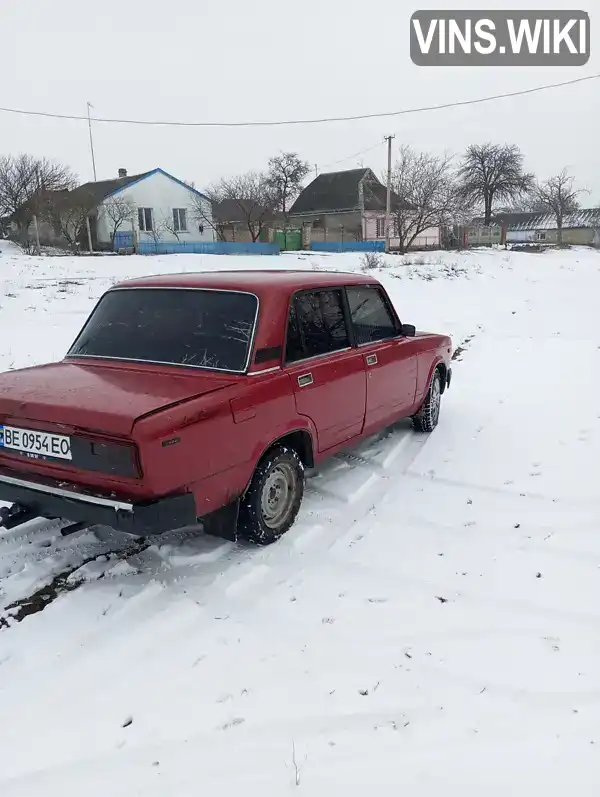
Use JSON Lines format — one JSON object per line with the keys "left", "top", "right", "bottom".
{"left": 0, "top": 360, "right": 237, "bottom": 437}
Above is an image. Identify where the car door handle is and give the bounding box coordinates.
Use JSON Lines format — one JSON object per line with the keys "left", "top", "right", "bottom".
{"left": 297, "top": 373, "right": 313, "bottom": 387}
{"left": 365, "top": 354, "right": 378, "bottom": 366}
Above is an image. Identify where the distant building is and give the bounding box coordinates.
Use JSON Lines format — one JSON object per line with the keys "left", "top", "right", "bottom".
{"left": 468, "top": 209, "right": 600, "bottom": 247}
{"left": 76, "top": 168, "right": 213, "bottom": 249}
{"left": 211, "top": 199, "right": 283, "bottom": 243}
{"left": 14, "top": 168, "right": 214, "bottom": 251}
{"left": 289, "top": 168, "right": 440, "bottom": 249}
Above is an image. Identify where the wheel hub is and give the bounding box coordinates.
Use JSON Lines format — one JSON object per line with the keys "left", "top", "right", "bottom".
{"left": 261, "top": 463, "right": 296, "bottom": 529}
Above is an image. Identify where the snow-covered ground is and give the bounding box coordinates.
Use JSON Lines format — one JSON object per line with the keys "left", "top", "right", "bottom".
{"left": 1, "top": 243, "right": 599, "bottom": 795}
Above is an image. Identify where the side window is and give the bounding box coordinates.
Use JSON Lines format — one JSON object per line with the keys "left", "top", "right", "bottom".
{"left": 346, "top": 286, "right": 398, "bottom": 345}
{"left": 285, "top": 290, "right": 350, "bottom": 363}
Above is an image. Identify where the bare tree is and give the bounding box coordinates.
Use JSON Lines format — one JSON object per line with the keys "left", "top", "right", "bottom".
{"left": 103, "top": 196, "right": 136, "bottom": 248}
{"left": 265, "top": 152, "right": 310, "bottom": 216}
{"left": 210, "top": 172, "right": 278, "bottom": 242}
{"left": 457, "top": 143, "right": 534, "bottom": 225}
{"left": 0, "top": 154, "right": 76, "bottom": 245}
{"left": 189, "top": 187, "right": 223, "bottom": 240}
{"left": 161, "top": 211, "right": 181, "bottom": 242}
{"left": 533, "top": 168, "right": 589, "bottom": 246}
{"left": 384, "top": 145, "right": 466, "bottom": 252}
{"left": 145, "top": 214, "right": 167, "bottom": 249}
{"left": 43, "top": 189, "right": 97, "bottom": 252}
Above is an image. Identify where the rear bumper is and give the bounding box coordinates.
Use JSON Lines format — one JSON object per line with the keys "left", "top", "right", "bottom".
{"left": 0, "top": 471, "right": 197, "bottom": 536}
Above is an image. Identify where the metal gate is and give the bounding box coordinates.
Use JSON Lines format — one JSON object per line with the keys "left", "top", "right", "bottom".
{"left": 274, "top": 229, "right": 302, "bottom": 251}
{"left": 113, "top": 230, "right": 134, "bottom": 251}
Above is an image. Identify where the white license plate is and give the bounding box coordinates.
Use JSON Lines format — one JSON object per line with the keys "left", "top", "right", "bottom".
{"left": 0, "top": 425, "right": 72, "bottom": 460}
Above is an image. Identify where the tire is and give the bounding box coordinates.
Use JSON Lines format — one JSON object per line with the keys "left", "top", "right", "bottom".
{"left": 238, "top": 445, "right": 305, "bottom": 545}
{"left": 412, "top": 370, "right": 442, "bottom": 433}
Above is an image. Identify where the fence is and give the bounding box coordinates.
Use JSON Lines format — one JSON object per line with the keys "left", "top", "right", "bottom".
{"left": 309, "top": 241, "right": 385, "bottom": 253}
{"left": 136, "top": 241, "right": 281, "bottom": 256}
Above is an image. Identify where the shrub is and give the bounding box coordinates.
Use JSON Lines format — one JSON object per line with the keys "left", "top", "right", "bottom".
{"left": 360, "top": 252, "right": 384, "bottom": 271}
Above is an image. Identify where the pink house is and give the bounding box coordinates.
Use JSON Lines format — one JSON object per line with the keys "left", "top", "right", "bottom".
{"left": 289, "top": 167, "right": 440, "bottom": 249}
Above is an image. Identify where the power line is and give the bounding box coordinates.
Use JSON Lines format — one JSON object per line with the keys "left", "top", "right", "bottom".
{"left": 0, "top": 73, "right": 597, "bottom": 129}
{"left": 320, "top": 141, "right": 386, "bottom": 170}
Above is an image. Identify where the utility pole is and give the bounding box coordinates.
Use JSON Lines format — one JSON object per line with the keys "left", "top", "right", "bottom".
{"left": 32, "top": 215, "right": 41, "bottom": 256}
{"left": 87, "top": 101, "right": 97, "bottom": 181}
{"left": 384, "top": 134, "right": 395, "bottom": 254}
{"left": 86, "top": 216, "right": 94, "bottom": 253}
{"left": 32, "top": 165, "right": 42, "bottom": 255}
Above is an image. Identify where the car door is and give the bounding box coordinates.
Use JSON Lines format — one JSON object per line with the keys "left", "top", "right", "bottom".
{"left": 284, "top": 288, "right": 367, "bottom": 453}
{"left": 346, "top": 284, "right": 418, "bottom": 432}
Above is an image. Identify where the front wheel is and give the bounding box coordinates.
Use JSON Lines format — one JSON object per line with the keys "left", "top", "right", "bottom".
{"left": 238, "top": 446, "right": 305, "bottom": 545}
{"left": 412, "top": 371, "right": 442, "bottom": 432}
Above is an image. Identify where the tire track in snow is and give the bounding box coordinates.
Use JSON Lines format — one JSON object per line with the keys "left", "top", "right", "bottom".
{"left": 0, "top": 423, "right": 430, "bottom": 625}
{"left": 143, "top": 424, "right": 430, "bottom": 613}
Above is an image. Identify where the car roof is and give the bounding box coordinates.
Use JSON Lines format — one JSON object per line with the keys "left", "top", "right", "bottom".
{"left": 113, "top": 269, "right": 381, "bottom": 293}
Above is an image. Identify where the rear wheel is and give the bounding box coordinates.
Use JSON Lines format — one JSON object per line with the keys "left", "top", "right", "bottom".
{"left": 412, "top": 370, "right": 442, "bottom": 432}
{"left": 238, "top": 446, "right": 305, "bottom": 545}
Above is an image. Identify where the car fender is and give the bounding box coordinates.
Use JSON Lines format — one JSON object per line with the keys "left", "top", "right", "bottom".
{"left": 419, "top": 355, "right": 448, "bottom": 403}
{"left": 243, "top": 419, "right": 318, "bottom": 493}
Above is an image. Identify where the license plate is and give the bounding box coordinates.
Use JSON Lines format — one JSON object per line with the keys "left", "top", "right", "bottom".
{"left": 0, "top": 425, "right": 72, "bottom": 461}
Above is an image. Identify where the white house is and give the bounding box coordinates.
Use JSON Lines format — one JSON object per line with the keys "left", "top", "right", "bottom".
{"left": 69, "top": 167, "right": 214, "bottom": 249}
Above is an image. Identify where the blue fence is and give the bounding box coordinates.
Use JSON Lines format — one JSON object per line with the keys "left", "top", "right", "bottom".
{"left": 114, "top": 230, "right": 134, "bottom": 249}
{"left": 309, "top": 241, "right": 385, "bottom": 253}
{"left": 136, "top": 241, "right": 280, "bottom": 256}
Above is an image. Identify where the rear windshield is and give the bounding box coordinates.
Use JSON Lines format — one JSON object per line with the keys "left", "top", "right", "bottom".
{"left": 68, "top": 288, "right": 258, "bottom": 373}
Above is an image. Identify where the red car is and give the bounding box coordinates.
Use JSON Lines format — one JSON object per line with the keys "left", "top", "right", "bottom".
{"left": 0, "top": 270, "right": 452, "bottom": 545}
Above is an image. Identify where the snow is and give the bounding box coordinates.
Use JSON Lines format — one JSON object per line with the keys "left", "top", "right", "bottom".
{"left": 1, "top": 242, "right": 600, "bottom": 795}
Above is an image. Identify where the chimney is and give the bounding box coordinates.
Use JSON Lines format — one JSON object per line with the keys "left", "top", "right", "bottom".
{"left": 118, "top": 168, "right": 127, "bottom": 178}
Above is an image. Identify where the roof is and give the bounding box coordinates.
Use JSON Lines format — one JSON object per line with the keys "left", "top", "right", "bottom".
{"left": 289, "top": 168, "right": 411, "bottom": 216}
{"left": 114, "top": 269, "right": 380, "bottom": 294}
{"left": 471, "top": 208, "right": 600, "bottom": 231}
{"left": 212, "top": 199, "right": 283, "bottom": 224}
{"left": 68, "top": 168, "right": 210, "bottom": 206}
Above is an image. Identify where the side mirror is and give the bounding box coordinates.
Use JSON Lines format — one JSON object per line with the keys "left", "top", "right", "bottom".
{"left": 401, "top": 323, "right": 416, "bottom": 337}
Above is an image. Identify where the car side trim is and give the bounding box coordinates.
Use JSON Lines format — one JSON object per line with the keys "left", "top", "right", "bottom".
{"left": 283, "top": 347, "right": 353, "bottom": 368}
{"left": 248, "top": 366, "right": 281, "bottom": 376}
{"left": 0, "top": 473, "right": 134, "bottom": 512}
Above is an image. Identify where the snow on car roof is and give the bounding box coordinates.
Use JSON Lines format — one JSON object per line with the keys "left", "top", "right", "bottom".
{"left": 113, "top": 269, "right": 381, "bottom": 294}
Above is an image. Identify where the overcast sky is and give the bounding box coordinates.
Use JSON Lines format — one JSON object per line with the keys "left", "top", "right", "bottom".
{"left": 2, "top": 0, "right": 598, "bottom": 202}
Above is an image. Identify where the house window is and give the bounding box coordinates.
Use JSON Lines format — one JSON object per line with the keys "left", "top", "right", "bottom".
{"left": 138, "top": 208, "right": 153, "bottom": 232}
{"left": 173, "top": 208, "right": 188, "bottom": 232}
{"left": 376, "top": 217, "right": 386, "bottom": 238}
{"left": 536, "top": 231, "right": 546, "bottom": 241}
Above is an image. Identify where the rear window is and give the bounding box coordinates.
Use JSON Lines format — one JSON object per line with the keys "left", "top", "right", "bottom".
{"left": 68, "top": 288, "right": 258, "bottom": 373}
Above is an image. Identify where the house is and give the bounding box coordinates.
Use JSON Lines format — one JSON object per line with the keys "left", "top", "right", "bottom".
{"left": 288, "top": 167, "right": 441, "bottom": 249}
{"left": 18, "top": 168, "right": 214, "bottom": 251}
{"left": 70, "top": 168, "right": 214, "bottom": 250}
{"left": 468, "top": 209, "right": 600, "bottom": 247}
{"left": 212, "top": 199, "right": 283, "bottom": 243}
